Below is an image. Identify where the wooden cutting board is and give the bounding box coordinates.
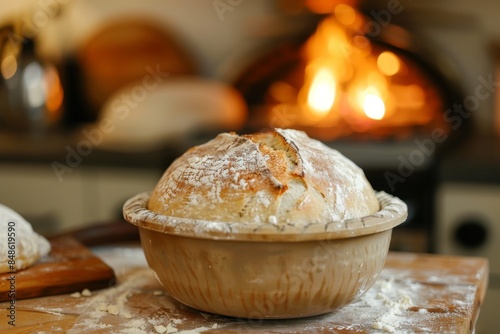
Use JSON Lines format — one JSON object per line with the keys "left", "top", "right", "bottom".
{"left": 0, "top": 236, "right": 115, "bottom": 301}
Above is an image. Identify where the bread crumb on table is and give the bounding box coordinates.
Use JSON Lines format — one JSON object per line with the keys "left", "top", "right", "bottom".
{"left": 70, "top": 289, "right": 92, "bottom": 298}
{"left": 154, "top": 325, "right": 167, "bottom": 333}
{"left": 372, "top": 321, "right": 395, "bottom": 333}
{"left": 107, "top": 304, "right": 120, "bottom": 315}
{"left": 267, "top": 215, "right": 277, "bottom": 224}
{"left": 81, "top": 288, "right": 92, "bottom": 297}
{"left": 166, "top": 323, "right": 178, "bottom": 333}
{"left": 70, "top": 292, "right": 81, "bottom": 298}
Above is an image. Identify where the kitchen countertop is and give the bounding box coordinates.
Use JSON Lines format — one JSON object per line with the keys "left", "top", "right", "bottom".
{"left": 0, "top": 130, "right": 178, "bottom": 170}
{"left": 0, "top": 245, "right": 489, "bottom": 334}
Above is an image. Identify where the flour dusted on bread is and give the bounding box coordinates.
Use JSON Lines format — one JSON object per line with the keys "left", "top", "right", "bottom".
{"left": 148, "top": 128, "right": 379, "bottom": 226}
{"left": 0, "top": 204, "right": 51, "bottom": 273}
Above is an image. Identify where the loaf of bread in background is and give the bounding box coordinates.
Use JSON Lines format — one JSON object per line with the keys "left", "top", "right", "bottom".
{"left": 148, "top": 128, "right": 379, "bottom": 225}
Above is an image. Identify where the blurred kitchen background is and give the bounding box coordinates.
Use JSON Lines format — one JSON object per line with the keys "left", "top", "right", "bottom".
{"left": 0, "top": 0, "right": 499, "bottom": 331}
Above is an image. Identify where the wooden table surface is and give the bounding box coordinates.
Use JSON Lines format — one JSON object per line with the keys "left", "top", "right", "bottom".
{"left": 0, "top": 245, "right": 488, "bottom": 334}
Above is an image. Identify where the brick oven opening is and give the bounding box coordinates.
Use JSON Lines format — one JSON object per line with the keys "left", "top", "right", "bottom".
{"left": 236, "top": 4, "right": 464, "bottom": 143}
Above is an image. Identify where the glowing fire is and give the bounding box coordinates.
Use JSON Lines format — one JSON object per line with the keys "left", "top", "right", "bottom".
{"left": 362, "top": 89, "right": 386, "bottom": 120}
{"left": 306, "top": 68, "right": 336, "bottom": 117}
{"left": 264, "top": 4, "right": 442, "bottom": 139}
{"left": 377, "top": 51, "right": 400, "bottom": 76}
{"left": 299, "top": 7, "right": 394, "bottom": 124}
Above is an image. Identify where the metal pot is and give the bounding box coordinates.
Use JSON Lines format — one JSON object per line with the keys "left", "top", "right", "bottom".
{"left": 0, "top": 24, "right": 63, "bottom": 136}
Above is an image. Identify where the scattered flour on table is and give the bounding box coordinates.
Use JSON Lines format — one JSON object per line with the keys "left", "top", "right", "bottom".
{"left": 31, "top": 306, "right": 65, "bottom": 316}
{"left": 65, "top": 267, "right": 223, "bottom": 334}
{"left": 344, "top": 276, "right": 416, "bottom": 333}
{"left": 369, "top": 277, "right": 414, "bottom": 333}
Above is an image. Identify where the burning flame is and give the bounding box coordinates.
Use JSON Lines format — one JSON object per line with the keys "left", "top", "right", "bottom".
{"left": 306, "top": 68, "right": 336, "bottom": 117}
{"left": 300, "top": 11, "right": 391, "bottom": 125}
{"left": 362, "top": 88, "right": 386, "bottom": 120}
{"left": 267, "top": 5, "right": 439, "bottom": 139}
{"left": 377, "top": 51, "right": 400, "bottom": 76}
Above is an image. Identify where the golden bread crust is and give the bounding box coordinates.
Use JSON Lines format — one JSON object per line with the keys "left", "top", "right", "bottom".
{"left": 148, "top": 129, "right": 379, "bottom": 225}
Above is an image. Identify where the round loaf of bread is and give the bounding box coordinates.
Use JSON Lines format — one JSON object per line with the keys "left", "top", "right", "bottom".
{"left": 148, "top": 128, "right": 379, "bottom": 226}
